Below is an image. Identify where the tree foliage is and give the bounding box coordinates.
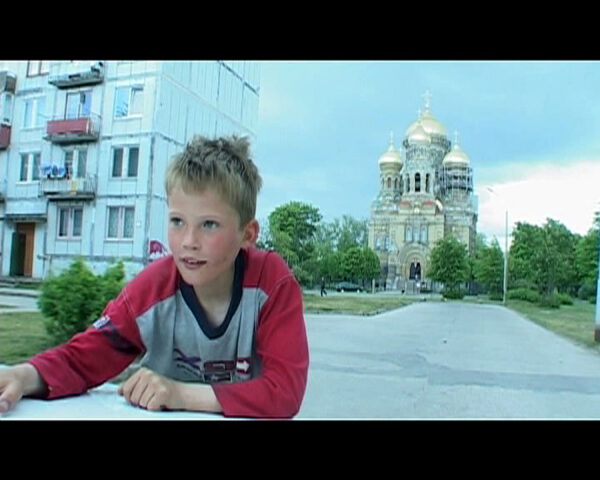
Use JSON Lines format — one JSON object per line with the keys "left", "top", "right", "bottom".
{"left": 38, "top": 258, "right": 126, "bottom": 344}
{"left": 473, "top": 236, "right": 504, "bottom": 296}
{"left": 428, "top": 234, "right": 469, "bottom": 297}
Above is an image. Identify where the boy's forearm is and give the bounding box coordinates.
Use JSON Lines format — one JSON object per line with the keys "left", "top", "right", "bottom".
{"left": 18, "top": 363, "right": 48, "bottom": 397}
{"left": 176, "top": 382, "right": 223, "bottom": 414}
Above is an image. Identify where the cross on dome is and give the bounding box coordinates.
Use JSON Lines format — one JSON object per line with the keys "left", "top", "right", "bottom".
{"left": 422, "top": 90, "right": 432, "bottom": 109}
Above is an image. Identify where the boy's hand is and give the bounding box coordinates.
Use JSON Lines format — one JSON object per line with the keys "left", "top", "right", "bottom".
{"left": 118, "top": 367, "right": 184, "bottom": 411}
{"left": 0, "top": 369, "right": 25, "bottom": 413}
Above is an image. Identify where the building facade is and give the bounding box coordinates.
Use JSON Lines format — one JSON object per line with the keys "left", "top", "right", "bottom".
{"left": 368, "top": 92, "right": 478, "bottom": 292}
{"left": 0, "top": 60, "right": 260, "bottom": 279}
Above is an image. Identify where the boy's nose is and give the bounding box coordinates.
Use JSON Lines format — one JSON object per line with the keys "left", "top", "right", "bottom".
{"left": 182, "top": 228, "right": 200, "bottom": 249}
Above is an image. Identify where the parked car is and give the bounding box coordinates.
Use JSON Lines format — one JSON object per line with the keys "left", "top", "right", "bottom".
{"left": 335, "top": 281, "right": 363, "bottom": 292}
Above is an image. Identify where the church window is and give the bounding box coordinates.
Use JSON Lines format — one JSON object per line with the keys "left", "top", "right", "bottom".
{"left": 415, "top": 173, "right": 421, "bottom": 192}
{"left": 421, "top": 226, "right": 428, "bottom": 243}
{"left": 406, "top": 175, "right": 410, "bottom": 193}
{"left": 387, "top": 177, "right": 391, "bottom": 189}
{"left": 406, "top": 226, "right": 412, "bottom": 242}
{"left": 394, "top": 178, "right": 398, "bottom": 190}
{"left": 426, "top": 173, "right": 430, "bottom": 193}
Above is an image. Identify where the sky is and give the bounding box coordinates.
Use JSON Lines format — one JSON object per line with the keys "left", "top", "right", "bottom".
{"left": 252, "top": 60, "right": 600, "bottom": 250}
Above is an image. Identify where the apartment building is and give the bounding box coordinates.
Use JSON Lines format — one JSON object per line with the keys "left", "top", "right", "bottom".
{"left": 0, "top": 60, "right": 260, "bottom": 279}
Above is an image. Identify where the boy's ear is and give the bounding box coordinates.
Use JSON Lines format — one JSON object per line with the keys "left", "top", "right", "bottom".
{"left": 241, "top": 219, "right": 259, "bottom": 248}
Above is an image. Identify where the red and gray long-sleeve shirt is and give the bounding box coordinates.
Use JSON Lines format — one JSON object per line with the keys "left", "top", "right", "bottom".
{"left": 28, "top": 248, "right": 309, "bottom": 418}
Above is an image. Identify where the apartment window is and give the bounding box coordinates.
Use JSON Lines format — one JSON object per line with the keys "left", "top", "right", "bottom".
{"left": 27, "top": 61, "right": 50, "bottom": 77}
{"left": 65, "top": 91, "right": 92, "bottom": 119}
{"left": 23, "top": 97, "right": 46, "bottom": 128}
{"left": 19, "top": 153, "right": 41, "bottom": 182}
{"left": 111, "top": 146, "right": 139, "bottom": 178}
{"left": 115, "top": 85, "right": 144, "bottom": 118}
{"left": 64, "top": 149, "right": 87, "bottom": 178}
{"left": 107, "top": 206, "right": 135, "bottom": 239}
{"left": 58, "top": 207, "right": 83, "bottom": 239}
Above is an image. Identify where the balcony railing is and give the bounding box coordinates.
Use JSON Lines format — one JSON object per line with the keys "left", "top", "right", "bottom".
{"left": 40, "top": 174, "right": 97, "bottom": 200}
{"left": 45, "top": 114, "right": 101, "bottom": 144}
{"left": 0, "top": 125, "right": 10, "bottom": 149}
{"left": 48, "top": 61, "right": 105, "bottom": 89}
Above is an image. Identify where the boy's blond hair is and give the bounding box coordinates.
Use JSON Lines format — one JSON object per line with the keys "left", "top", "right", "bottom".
{"left": 165, "top": 135, "right": 262, "bottom": 226}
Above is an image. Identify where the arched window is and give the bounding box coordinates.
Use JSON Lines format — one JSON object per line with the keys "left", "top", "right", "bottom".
{"left": 406, "top": 226, "right": 412, "bottom": 242}
{"left": 426, "top": 173, "right": 430, "bottom": 193}
{"left": 394, "top": 178, "right": 398, "bottom": 190}
{"left": 421, "top": 226, "right": 428, "bottom": 243}
{"left": 406, "top": 175, "right": 410, "bottom": 193}
{"left": 415, "top": 173, "right": 421, "bottom": 192}
{"left": 387, "top": 177, "right": 391, "bottom": 189}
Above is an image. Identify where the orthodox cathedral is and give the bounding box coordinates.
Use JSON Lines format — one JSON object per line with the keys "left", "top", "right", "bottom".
{"left": 368, "top": 92, "right": 478, "bottom": 291}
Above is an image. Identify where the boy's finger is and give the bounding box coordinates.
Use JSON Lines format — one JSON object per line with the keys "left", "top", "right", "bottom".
{"left": 0, "top": 383, "right": 22, "bottom": 413}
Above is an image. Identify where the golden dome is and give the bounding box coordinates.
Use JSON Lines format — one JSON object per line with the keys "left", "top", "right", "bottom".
{"left": 442, "top": 142, "right": 470, "bottom": 166}
{"left": 405, "top": 90, "right": 448, "bottom": 138}
{"left": 407, "top": 121, "right": 431, "bottom": 145}
{"left": 378, "top": 132, "right": 403, "bottom": 166}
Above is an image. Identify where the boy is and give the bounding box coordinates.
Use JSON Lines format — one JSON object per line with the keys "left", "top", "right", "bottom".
{"left": 0, "top": 135, "right": 310, "bottom": 418}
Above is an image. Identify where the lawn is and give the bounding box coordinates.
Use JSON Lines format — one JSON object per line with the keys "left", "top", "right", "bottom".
{"left": 303, "top": 292, "right": 416, "bottom": 315}
{"left": 0, "top": 312, "right": 57, "bottom": 365}
{"left": 506, "top": 299, "right": 599, "bottom": 351}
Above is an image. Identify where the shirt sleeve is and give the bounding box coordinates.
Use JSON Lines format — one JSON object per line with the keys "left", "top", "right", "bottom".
{"left": 27, "top": 289, "right": 144, "bottom": 400}
{"left": 211, "top": 274, "right": 309, "bottom": 418}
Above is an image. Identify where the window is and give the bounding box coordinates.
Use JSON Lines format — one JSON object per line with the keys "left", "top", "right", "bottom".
{"left": 65, "top": 91, "right": 92, "bottom": 119}
{"left": 421, "top": 226, "right": 428, "bottom": 243}
{"left": 115, "top": 85, "right": 144, "bottom": 118}
{"left": 58, "top": 207, "right": 83, "bottom": 239}
{"left": 415, "top": 173, "right": 421, "bottom": 192}
{"left": 426, "top": 174, "right": 430, "bottom": 193}
{"left": 23, "top": 97, "right": 46, "bottom": 128}
{"left": 107, "top": 206, "right": 135, "bottom": 240}
{"left": 19, "top": 153, "right": 41, "bottom": 182}
{"left": 111, "top": 146, "right": 139, "bottom": 178}
{"left": 27, "top": 61, "right": 50, "bottom": 77}
{"left": 64, "top": 149, "right": 87, "bottom": 178}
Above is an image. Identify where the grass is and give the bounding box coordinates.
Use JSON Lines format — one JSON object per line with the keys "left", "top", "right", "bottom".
{"left": 0, "top": 312, "right": 57, "bottom": 365}
{"left": 506, "top": 299, "right": 599, "bottom": 351}
{"left": 303, "top": 292, "right": 417, "bottom": 315}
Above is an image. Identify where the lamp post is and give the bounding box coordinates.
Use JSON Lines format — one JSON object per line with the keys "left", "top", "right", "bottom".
{"left": 487, "top": 187, "right": 508, "bottom": 305}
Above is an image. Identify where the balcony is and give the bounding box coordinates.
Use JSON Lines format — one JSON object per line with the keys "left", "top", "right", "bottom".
{"left": 48, "top": 62, "right": 105, "bottom": 89}
{"left": 0, "top": 125, "right": 10, "bottom": 149}
{"left": 40, "top": 174, "right": 97, "bottom": 200}
{"left": 45, "top": 114, "right": 101, "bottom": 144}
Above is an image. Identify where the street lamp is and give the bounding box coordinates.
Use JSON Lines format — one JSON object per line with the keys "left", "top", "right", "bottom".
{"left": 486, "top": 187, "right": 508, "bottom": 305}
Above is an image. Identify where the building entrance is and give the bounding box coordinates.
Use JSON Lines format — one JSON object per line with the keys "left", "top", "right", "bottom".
{"left": 409, "top": 261, "right": 421, "bottom": 280}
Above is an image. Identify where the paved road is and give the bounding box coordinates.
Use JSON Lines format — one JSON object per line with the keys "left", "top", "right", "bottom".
{"left": 0, "top": 289, "right": 40, "bottom": 313}
{"left": 297, "top": 301, "right": 600, "bottom": 419}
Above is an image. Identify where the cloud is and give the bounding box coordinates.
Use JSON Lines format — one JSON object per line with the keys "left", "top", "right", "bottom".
{"left": 476, "top": 159, "right": 600, "bottom": 245}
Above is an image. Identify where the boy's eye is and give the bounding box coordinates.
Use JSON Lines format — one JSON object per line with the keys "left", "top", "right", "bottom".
{"left": 169, "top": 217, "right": 183, "bottom": 227}
{"left": 202, "top": 220, "right": 219, "bottom": 229}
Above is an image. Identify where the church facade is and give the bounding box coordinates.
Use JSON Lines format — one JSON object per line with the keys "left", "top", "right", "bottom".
{"left": 368, "top": 93, "right": 478, "bottom": 291}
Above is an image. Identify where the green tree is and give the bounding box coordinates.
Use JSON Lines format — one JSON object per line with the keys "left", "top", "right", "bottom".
{"left": 473, "top": 237, "right": 504, "bottom": 297}
{"left": 266, "top": 201, "right": 322, "bottom": 286}
{"left": 574, "top": 219, "right": 599, "bottom": 301}
{"left": 428, "top": 235, "right": 469, "bottom": 298}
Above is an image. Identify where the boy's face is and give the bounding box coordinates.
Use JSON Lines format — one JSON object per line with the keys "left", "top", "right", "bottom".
{"left": 167, "top": 185, "right": 258, "bottom": 297}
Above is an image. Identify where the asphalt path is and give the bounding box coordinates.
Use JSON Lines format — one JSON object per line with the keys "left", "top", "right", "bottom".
{"left": 297, "top": 301, "right": 600, "bottom": 419}
{"left": 4, "top": 288, "right": 600, "bottom": 419}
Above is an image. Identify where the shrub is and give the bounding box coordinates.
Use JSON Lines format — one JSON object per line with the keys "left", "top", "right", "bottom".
{"left": 488, "top": 292, "right": 504, "bottom": 302}
{"left": 538, "top": 293, "right": 561, "bottom": 309}
{"left": 38, "top": 258, "right": 126, "bottom": 344}
{"left": 554, "top": 292, "right": 573, "bottom": 305}
{"left": 507, "top": 288, "right": 540, "bottom": 303}
{"left": 442, "top": 288, "right": 464, "bottom": 300}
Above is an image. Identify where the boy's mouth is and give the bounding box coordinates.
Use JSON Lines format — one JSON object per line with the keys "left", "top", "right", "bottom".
{"left": 181, "top": 257, "right": 207, "bottom": 269}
